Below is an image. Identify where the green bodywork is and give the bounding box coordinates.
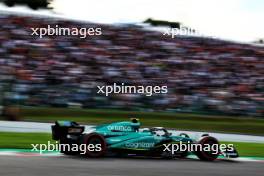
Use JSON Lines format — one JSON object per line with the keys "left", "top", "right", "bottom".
{"left": 91, "top": 121, "right": 193, "bottom": 151}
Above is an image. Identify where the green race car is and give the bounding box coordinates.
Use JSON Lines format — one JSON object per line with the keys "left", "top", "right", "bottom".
{"left": 51, "top": 119, "right": 239, "bottom": 161}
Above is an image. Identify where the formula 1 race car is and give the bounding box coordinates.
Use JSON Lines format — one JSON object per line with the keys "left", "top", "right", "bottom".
{"left": 51, "top": 119, "right": 239, "bottom": 161}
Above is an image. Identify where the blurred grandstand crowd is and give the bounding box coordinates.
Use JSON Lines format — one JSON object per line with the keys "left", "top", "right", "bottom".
{"left": 0, "top": 13, "right": 263, "bottom": 116}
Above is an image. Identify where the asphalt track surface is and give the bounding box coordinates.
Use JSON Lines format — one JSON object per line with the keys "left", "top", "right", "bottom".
{"left": 0, "top": 155, "right": 263, "bottom": 176}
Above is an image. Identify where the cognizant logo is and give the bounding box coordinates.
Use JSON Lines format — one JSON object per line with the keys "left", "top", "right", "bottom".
{"left": 125, "top": 143, "right": 155, "bottom": 148}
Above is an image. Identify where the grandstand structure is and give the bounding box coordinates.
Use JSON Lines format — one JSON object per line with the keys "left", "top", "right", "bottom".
{"left": 0, "top": 11, "right": 263, "bottom": 116}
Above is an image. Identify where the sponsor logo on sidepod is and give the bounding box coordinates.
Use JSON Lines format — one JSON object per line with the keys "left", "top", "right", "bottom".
{"left": 107, "top": 126, "right": 132, "bottom": 131}
{"left": 125, "top": 143, "right": 155, "bottom": 148}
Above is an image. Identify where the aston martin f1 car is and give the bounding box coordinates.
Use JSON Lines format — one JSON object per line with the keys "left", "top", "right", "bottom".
{"left": 51, "top": 119, "right": 239, "bottom": 161}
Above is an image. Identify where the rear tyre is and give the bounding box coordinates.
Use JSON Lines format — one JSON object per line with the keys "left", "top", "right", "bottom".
{"left": 195, "top": 136, "right": 219, "bottom": 161}
{"left": 83, "top": 133, "right": 106, "bottom": 157}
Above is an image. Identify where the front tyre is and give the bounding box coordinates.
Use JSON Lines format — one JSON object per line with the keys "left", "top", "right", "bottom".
{"left": 83, "top": 133, "right": 106, "bottom": 157}
{"left": 195, "top": 136, "right": 220, "bottom": 161}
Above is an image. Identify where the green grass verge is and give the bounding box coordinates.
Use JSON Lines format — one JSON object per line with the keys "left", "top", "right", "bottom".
{"left": 0, "top": 132, "right": 54, "bottom": 149}
{"left": 0, "top": 132, "right": 263, "bottom": 157}
{"left": 12, "top": 107, "right": 264, "bottom": 135}
{"left": 222, "top": 141, "right": 264, "bottom": 157}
